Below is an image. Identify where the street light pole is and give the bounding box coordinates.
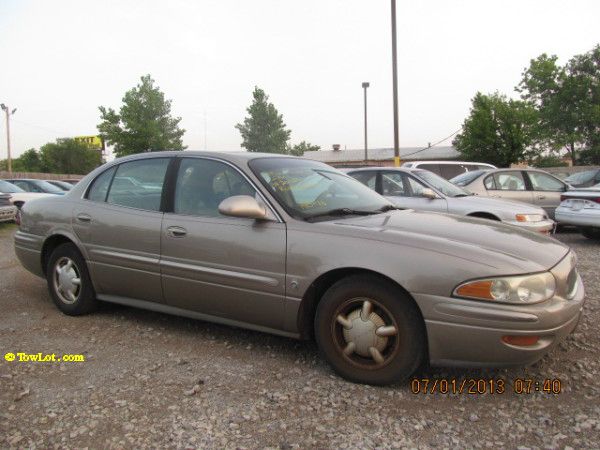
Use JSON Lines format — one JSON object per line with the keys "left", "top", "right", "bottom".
{"left": 0, "top": 104, "right": 16, "bottom": 175}
{"left": 362, "top": 82, "right": 370, "bottom": 162}
{"left": 390, "top": 0, "right": 400, "bottom": 167}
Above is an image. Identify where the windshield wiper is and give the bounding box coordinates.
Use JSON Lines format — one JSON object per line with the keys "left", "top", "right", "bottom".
{"left": 377, "top": 204, "right": 404, "bottom": 211}
{"left": 453, "top": 193, "right": 472, "bottom": 197}
{"left": 305, "top": 208, "right": 379, "bottom": 221}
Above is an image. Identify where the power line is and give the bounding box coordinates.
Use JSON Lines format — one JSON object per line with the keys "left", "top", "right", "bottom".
{"left": 401, "top": 128, "right": 462, "bottom": 158}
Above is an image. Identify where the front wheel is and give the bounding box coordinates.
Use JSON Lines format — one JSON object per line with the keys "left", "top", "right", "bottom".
{"left": 315, "top": 275, "right": 426, "bottom": 385}
{"left": 46, "top": 243, "right": 97, "bottom": 315}
{"left": 580, "top": 227, "right": 600, "bottom": 240}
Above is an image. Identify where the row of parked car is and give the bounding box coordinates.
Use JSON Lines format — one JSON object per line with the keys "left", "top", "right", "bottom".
{"left": 0, "top": 178, "right": 78, "bottom": 223}
{"left": 342, "top": 161, "right": 598, "bottom": 240}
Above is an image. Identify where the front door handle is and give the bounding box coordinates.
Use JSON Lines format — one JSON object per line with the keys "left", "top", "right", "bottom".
{"left": 167, "top": 226, "right": 187, "bottom": 238}
{"left": 537, "top": 195, "right": 546, "bottom": 200}
{"left": 76, "top": 213, "right": 91, "bottom": 223}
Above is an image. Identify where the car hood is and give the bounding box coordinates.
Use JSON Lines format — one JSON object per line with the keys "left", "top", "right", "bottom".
{"left": 451, "top": 195, "right": 545, "bottom": 214}
{"left": 323, "top": 210, "right": 568, "bottom": 273}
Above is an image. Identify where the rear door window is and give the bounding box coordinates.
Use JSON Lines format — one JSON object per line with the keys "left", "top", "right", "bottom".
{"left": 106, "top": 158, "right": 170, "bottom": 211}
{"left": 87, "top": 167, "right": 117, "bottom": 202}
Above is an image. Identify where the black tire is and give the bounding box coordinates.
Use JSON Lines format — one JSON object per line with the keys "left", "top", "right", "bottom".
{"left": 314, "top": 275, "right": 426, "bottom": 385}
{"left": 580, "top": 227, "right": 600, "bottom": 240}
{"left": 46, "top": 242, "right": 97, "bottom": 315}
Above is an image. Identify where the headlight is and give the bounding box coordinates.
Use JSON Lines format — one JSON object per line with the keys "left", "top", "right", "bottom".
{"left": 453, "top": 272, "right": 556, "bottom": 304}
{"left": 515, "top": 214, "right": 545, "bottom": 222}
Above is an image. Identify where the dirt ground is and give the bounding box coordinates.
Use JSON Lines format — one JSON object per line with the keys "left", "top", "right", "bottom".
{"left": 1, "top": 223, "right": 599, "bottom": 449}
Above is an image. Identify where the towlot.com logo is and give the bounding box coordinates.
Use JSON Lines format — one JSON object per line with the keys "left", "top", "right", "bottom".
{"left": 4, "top": 352, "right": 85, "bottom": 363}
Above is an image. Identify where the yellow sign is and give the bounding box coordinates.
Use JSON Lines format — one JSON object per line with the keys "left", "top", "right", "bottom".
{"left": 74, "top": 135, "right": 103, "bottom": 150}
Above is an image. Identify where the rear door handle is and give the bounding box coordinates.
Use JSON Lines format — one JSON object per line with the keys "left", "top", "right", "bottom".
{"left": 76, "top": 213, "right": 91, "bottom": 223}
{"left": 167, "top": 226, "right": 187, "bottom": 238}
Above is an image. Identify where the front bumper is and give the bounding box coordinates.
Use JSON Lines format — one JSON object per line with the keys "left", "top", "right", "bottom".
{"left": 0, "top": 205, "right": 16, "bottom": 222}
{"left": 413, "top": 253, "right": 585, "bottom": 367}
{"left": 556, "top": 207, "right": 600, "bottom": 228}
{"left": 504, "top": 218, "right": 555, "bottom": 234}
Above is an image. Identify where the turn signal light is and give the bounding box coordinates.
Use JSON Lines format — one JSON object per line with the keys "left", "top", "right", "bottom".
{"left": 455, "top": 281, "right": 494, "bottom": 300}
{"left": 502, "top": 335, "right": 539, "bottom": 346}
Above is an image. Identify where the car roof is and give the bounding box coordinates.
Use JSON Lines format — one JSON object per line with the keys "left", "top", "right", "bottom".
{"left": 109, "top": 150, "right": 297, "bottom": 165}
{"left": 406, "top": 160, "right": 495, "bottom": 166}
{"left": 345, "top": 166, "right": 416, "bottom": 173}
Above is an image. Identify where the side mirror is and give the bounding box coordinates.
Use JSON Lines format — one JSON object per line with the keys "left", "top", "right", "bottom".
{"left": 421, "top": 188, "right": 438, "bottom": 199}
{"left": 218, "top": 195, "right": 270, "bottom": 220}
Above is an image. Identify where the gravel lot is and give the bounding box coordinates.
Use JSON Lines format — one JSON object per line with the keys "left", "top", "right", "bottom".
{"left": 1, "top": 223, "right": 599, "bottom": 449}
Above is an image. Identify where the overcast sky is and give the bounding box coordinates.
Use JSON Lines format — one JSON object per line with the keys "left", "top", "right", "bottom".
{"left": 0, "top": 0, "right": 598, "bottom": 159}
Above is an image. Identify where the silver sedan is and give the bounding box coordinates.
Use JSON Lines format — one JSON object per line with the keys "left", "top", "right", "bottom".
{"left": 347, "top": 167, "right": 554, "bottom": 233}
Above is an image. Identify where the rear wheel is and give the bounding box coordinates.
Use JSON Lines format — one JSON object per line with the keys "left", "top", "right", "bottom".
{"left": 315, "top": 275, "right": 425, "bottom": 385}
{"left": 580, "top": 227, "right": 600, "bottom": 240}
{"left": 46, "top": 243, "right": 97, "bottom": 315}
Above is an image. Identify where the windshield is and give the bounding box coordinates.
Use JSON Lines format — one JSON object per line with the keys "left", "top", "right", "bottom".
{"left": 0, "top": 180, "right": 26, "bottom": 193}
{"left": 249, "top": 158, "right": 391, "bottom": 220}
{"left": 566, "top": 170, "right": 597, "bottom": 184}
{"left": 450, "top": 170, "right": 486, "bottom": 186}
{"left": 413, "top": 170, "right": 471, "bottom": 197}
{"left": 48, "top": 180, "right": 73, "bottom": 190}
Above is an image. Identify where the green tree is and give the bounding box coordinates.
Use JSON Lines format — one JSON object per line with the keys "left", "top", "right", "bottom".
{"left": 517, "top": 45, "right": 600, "bottom": 165}
{"left": 453, "top": 92, "right": 536, "bottom": 168}
{"left": 567, "top": 45, "right": 600, "bottom": 164}
{"left": 236, "top": 87, "right": 291, "bottom": 153}
{"left": 39, "top": 139, "right": 102, "bottom": 174}
{"left": 13, "top": 148, "right": 42, "bottom": 172}
{"left": 517, "top": 54, "right": 583, "bottom": 164}
{"left": 288, "top": 141, "right": 320, "bottom": 156}
{"left": 98, "top": 75, "right": 186, "bottom": 158}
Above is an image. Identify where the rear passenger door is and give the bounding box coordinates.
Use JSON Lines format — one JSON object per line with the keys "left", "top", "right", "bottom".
{"left": 73, "top": 157, "right": 170, "bottom": 303}
{"left": 483, "top": 171, "right": 534, "bottom": 205}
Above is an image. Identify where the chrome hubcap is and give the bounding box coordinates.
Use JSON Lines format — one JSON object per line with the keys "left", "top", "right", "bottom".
{"left": 334, "top": 298, "right": 398, "bottom": 367}
{"left": 53, "top": 257, "right": 81, "bottom": 304}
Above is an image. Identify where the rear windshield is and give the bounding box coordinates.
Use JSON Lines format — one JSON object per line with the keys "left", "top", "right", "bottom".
{"left": 450, "top": 170, "right": 486, "bottom": 186}
{"left": 566, "top": 170, "right": 597, "bottom": 184}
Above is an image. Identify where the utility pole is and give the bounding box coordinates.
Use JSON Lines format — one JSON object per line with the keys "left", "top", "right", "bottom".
{"left": 390, "top": 0, "right": 400, "bottom": 166}
{"left": 1, "top": 104, "right": 16, "bottom": 174}
{"left": 362, "top": 82, "right": 370, "bottom": 162}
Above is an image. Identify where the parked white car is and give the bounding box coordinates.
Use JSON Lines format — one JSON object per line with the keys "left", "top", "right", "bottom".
{"left": 0, "top": 180, "right": 55, "bottom": 208}
{"left": 555, "top": 184, "right": 600, "bottom": 239}
{"left": 401, "top": 161, "right": 496, "bottom": 180}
